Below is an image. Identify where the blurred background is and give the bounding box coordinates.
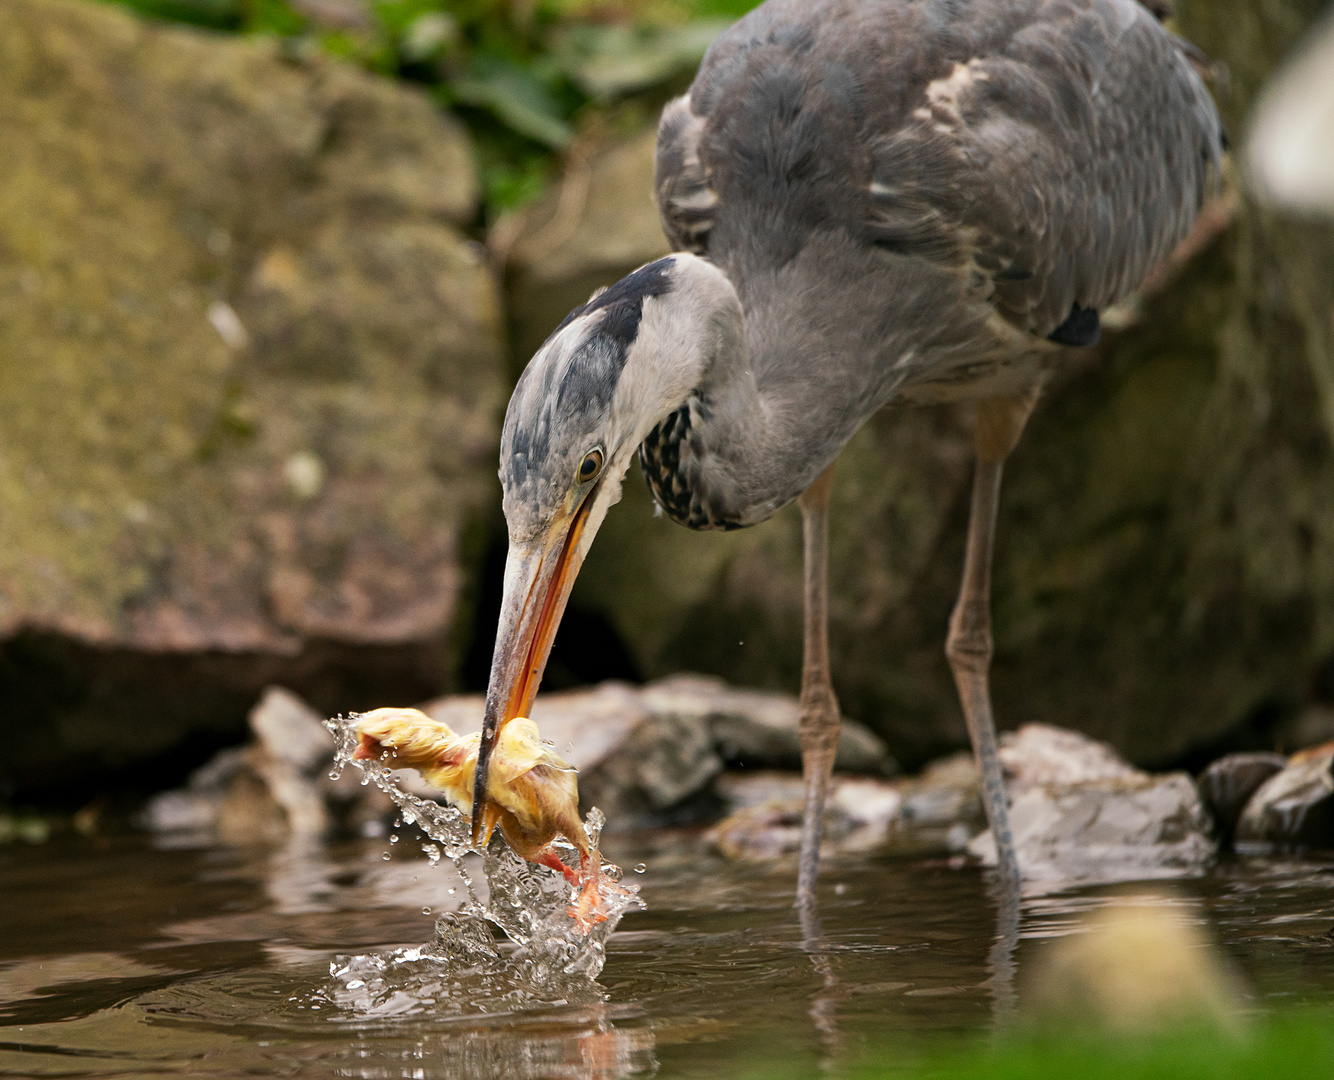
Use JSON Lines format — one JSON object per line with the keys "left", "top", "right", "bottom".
{"left": 3, "top": 0, "right": 1334, "bottom": 813}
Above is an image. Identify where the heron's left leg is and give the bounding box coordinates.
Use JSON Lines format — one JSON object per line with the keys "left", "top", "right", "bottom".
{"left": 945, "top": 392, "right": 1039, "bottom": 892}
{"left": 796, "top": 463, "right": 840, "bottom": 914}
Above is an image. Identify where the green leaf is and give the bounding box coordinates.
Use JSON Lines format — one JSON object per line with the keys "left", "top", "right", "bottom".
{"left": 449, "top": 60, "right": 573, "bottom": 149}
{"left": 551, "top": 20, "right": 729, "bottom": 99}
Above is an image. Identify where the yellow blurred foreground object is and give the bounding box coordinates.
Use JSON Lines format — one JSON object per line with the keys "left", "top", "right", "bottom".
{"left": 354, "top": 708, "right": 612, "bottom": 930}
{"left": 1026, "top": 896, "right": 1246, "bottom": 1035}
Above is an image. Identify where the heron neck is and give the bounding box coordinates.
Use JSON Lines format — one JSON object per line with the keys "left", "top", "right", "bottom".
{"left": 638, "top": 282, "right": 859, "bottom": 530}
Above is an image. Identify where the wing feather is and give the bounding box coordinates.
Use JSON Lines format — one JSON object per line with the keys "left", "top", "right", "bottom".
{"left": 660, "top": 0, "right": 1223, "bottom": 349}
{"left": 655, "top": 96, "right": 717, "bottom": 255}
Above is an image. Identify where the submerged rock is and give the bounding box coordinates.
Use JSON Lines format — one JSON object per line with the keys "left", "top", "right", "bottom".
{"left": 1235, "top": 741, "right": 1334, "bottom": 850}
{"left": 1197, "top": 752, "right": 1288, "bottom": 837}
{"left": 1, "top": 0, "right": 503, "bottom": 798}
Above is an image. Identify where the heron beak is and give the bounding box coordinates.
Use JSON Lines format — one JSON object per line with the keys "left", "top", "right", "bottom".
{"left": 471, "top": 486, "right": 599, "bottom": 846}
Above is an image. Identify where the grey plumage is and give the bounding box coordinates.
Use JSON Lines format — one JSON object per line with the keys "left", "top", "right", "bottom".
{"left": 475, "top": 0, "right": 1224, "bottom": 895}
{"left": 645, "top": 0, "right": 1222, "bottom": 529}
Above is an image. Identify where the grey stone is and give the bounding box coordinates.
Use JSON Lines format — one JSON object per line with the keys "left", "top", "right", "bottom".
{"left": 707, "top": 724, "right": 1216, "bottom": 875}
{"left": 639, "top": 673, "right": 893, "bottom": 774}
{"left": 999, "top": 723, "right": 1142, "bottom": 788}
{"left": 417, "top": 674, "right": 890, "bottom": 826}
{"left": 969, "top": 725, "right": 1215, "bottom": 884}
{"left": 250, "top": 686, "right": 332, "bottom": 774}
{"left": 144, "top": 687, "right": 336, "bottom": 841}
{"left": 710, "top": 755, "right": 974, "bottom": 863}
{"left": 1235, "top": 742, "right": 1334, "bottom": 849}
{"left": 422, "top": 681, "right": 722, "bottom": 825}
{"left": 1197, "top": 752, "right": 1288, "bottom": 836}
{"left": 891, "top": 752, "right": 986, "bottom": 854}
{"left": 968, "top": 773, "right": 1216, "bottom": 887}
{"left": 709, "top": 771, "right": 905, "bottom": 861}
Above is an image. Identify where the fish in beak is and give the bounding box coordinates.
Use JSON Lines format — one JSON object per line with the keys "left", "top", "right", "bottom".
{"left": 355, "top": 706, "right": 614, "bottom": 930}
{"left": 471, "top": 482, "right": 601, "bottom": 848}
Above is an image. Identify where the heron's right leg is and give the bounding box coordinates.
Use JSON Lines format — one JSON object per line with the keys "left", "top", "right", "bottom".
{"left": 945, "top": 394, "right": 1037, "bottom": 892}
{"left": 796, "top": 464, "right": 840, "bottom": 915}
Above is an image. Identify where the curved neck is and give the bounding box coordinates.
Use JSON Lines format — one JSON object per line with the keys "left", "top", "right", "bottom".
{"left": 637, "top": 267, "right": 875, "bottom": 530}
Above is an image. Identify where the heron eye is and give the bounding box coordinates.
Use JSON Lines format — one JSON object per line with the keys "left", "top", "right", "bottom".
{"left": 577, "top": 448, "right": 604, "bottom": 483}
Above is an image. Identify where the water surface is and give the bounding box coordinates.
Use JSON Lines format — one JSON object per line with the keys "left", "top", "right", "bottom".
{"left": 2, "top": 828, "right": 1333, "bottom": 1078}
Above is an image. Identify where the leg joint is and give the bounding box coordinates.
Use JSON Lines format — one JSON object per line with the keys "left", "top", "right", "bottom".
{"left": 798, "top": 685, "right": 841, "bottom": 756}
{"left": 946, "top": 595, "right": 992, "bottom": 672}
{"left": 945, "top": 622, "right": 992, "bottom": 674}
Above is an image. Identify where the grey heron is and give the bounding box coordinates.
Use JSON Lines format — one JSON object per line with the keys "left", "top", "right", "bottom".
{"left": 471, "top": 0, "right": 1224, "bottom": 906}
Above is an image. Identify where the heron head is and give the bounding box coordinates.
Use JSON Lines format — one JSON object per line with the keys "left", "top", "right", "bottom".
{"left": 470, "top": 253, "right": 740, "bottom": 843}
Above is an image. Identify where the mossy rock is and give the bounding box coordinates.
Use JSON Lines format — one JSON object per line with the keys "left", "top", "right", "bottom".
{"left": 0, "top": 0, "right": 504, "bottom": 791}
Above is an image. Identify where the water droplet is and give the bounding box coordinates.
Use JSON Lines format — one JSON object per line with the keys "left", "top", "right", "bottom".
{"left": 360, "top": 776, "right": 369, "bottom": 786}
{"left": 634, "top": 863, "right": 647, "bottom": 874}
{"left": 382, "top": 852, "right": 392, "bottom": 860}
{"left": 389, "top": 834, "right": 399, "bottom": 844}
{"left": 422, "top": 906, "right": 432, "bottom": 915}
{"left": 345, "top": 979, "right": 364, "bottom": 990}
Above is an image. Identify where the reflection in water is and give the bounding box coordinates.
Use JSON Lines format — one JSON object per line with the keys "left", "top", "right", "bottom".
{"left": 4, "top": 831, "right": 1334, "bottom": 1080}
{"left": 798, "top": 898, "right": 850, "bottom": 1066}
{"left": 242, "top": 825, "right": 659, "bottom": 1076}
{"left": 332, "top": 1005, "right": 655, "bottom": 1080}
{"left": 987, "top": 872, "right": 1021, "bottom": 1029}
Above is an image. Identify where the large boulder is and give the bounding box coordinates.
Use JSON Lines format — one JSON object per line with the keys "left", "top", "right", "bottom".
{"left": 510, "top": 0, "right": 1334, "bottom": 771}
{"left": 0, "top": 0, "right": 504, "bottom": 795}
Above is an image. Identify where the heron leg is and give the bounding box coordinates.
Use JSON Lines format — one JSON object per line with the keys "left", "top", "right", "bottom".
{"left": 945, "top": 393, "right": 1038, "bottom": 892}
{"left": 796, "top": 463, "right": 840, "bottom": 914}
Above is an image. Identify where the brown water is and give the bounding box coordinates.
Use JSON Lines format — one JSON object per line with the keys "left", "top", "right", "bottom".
{"left": 2, "top": 827, "right": 1334, "bottom": 1079}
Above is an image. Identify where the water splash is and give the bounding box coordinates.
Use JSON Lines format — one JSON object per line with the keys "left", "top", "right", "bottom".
{"left": 324, "top": 713, "right": 642, "bottom": 1009}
